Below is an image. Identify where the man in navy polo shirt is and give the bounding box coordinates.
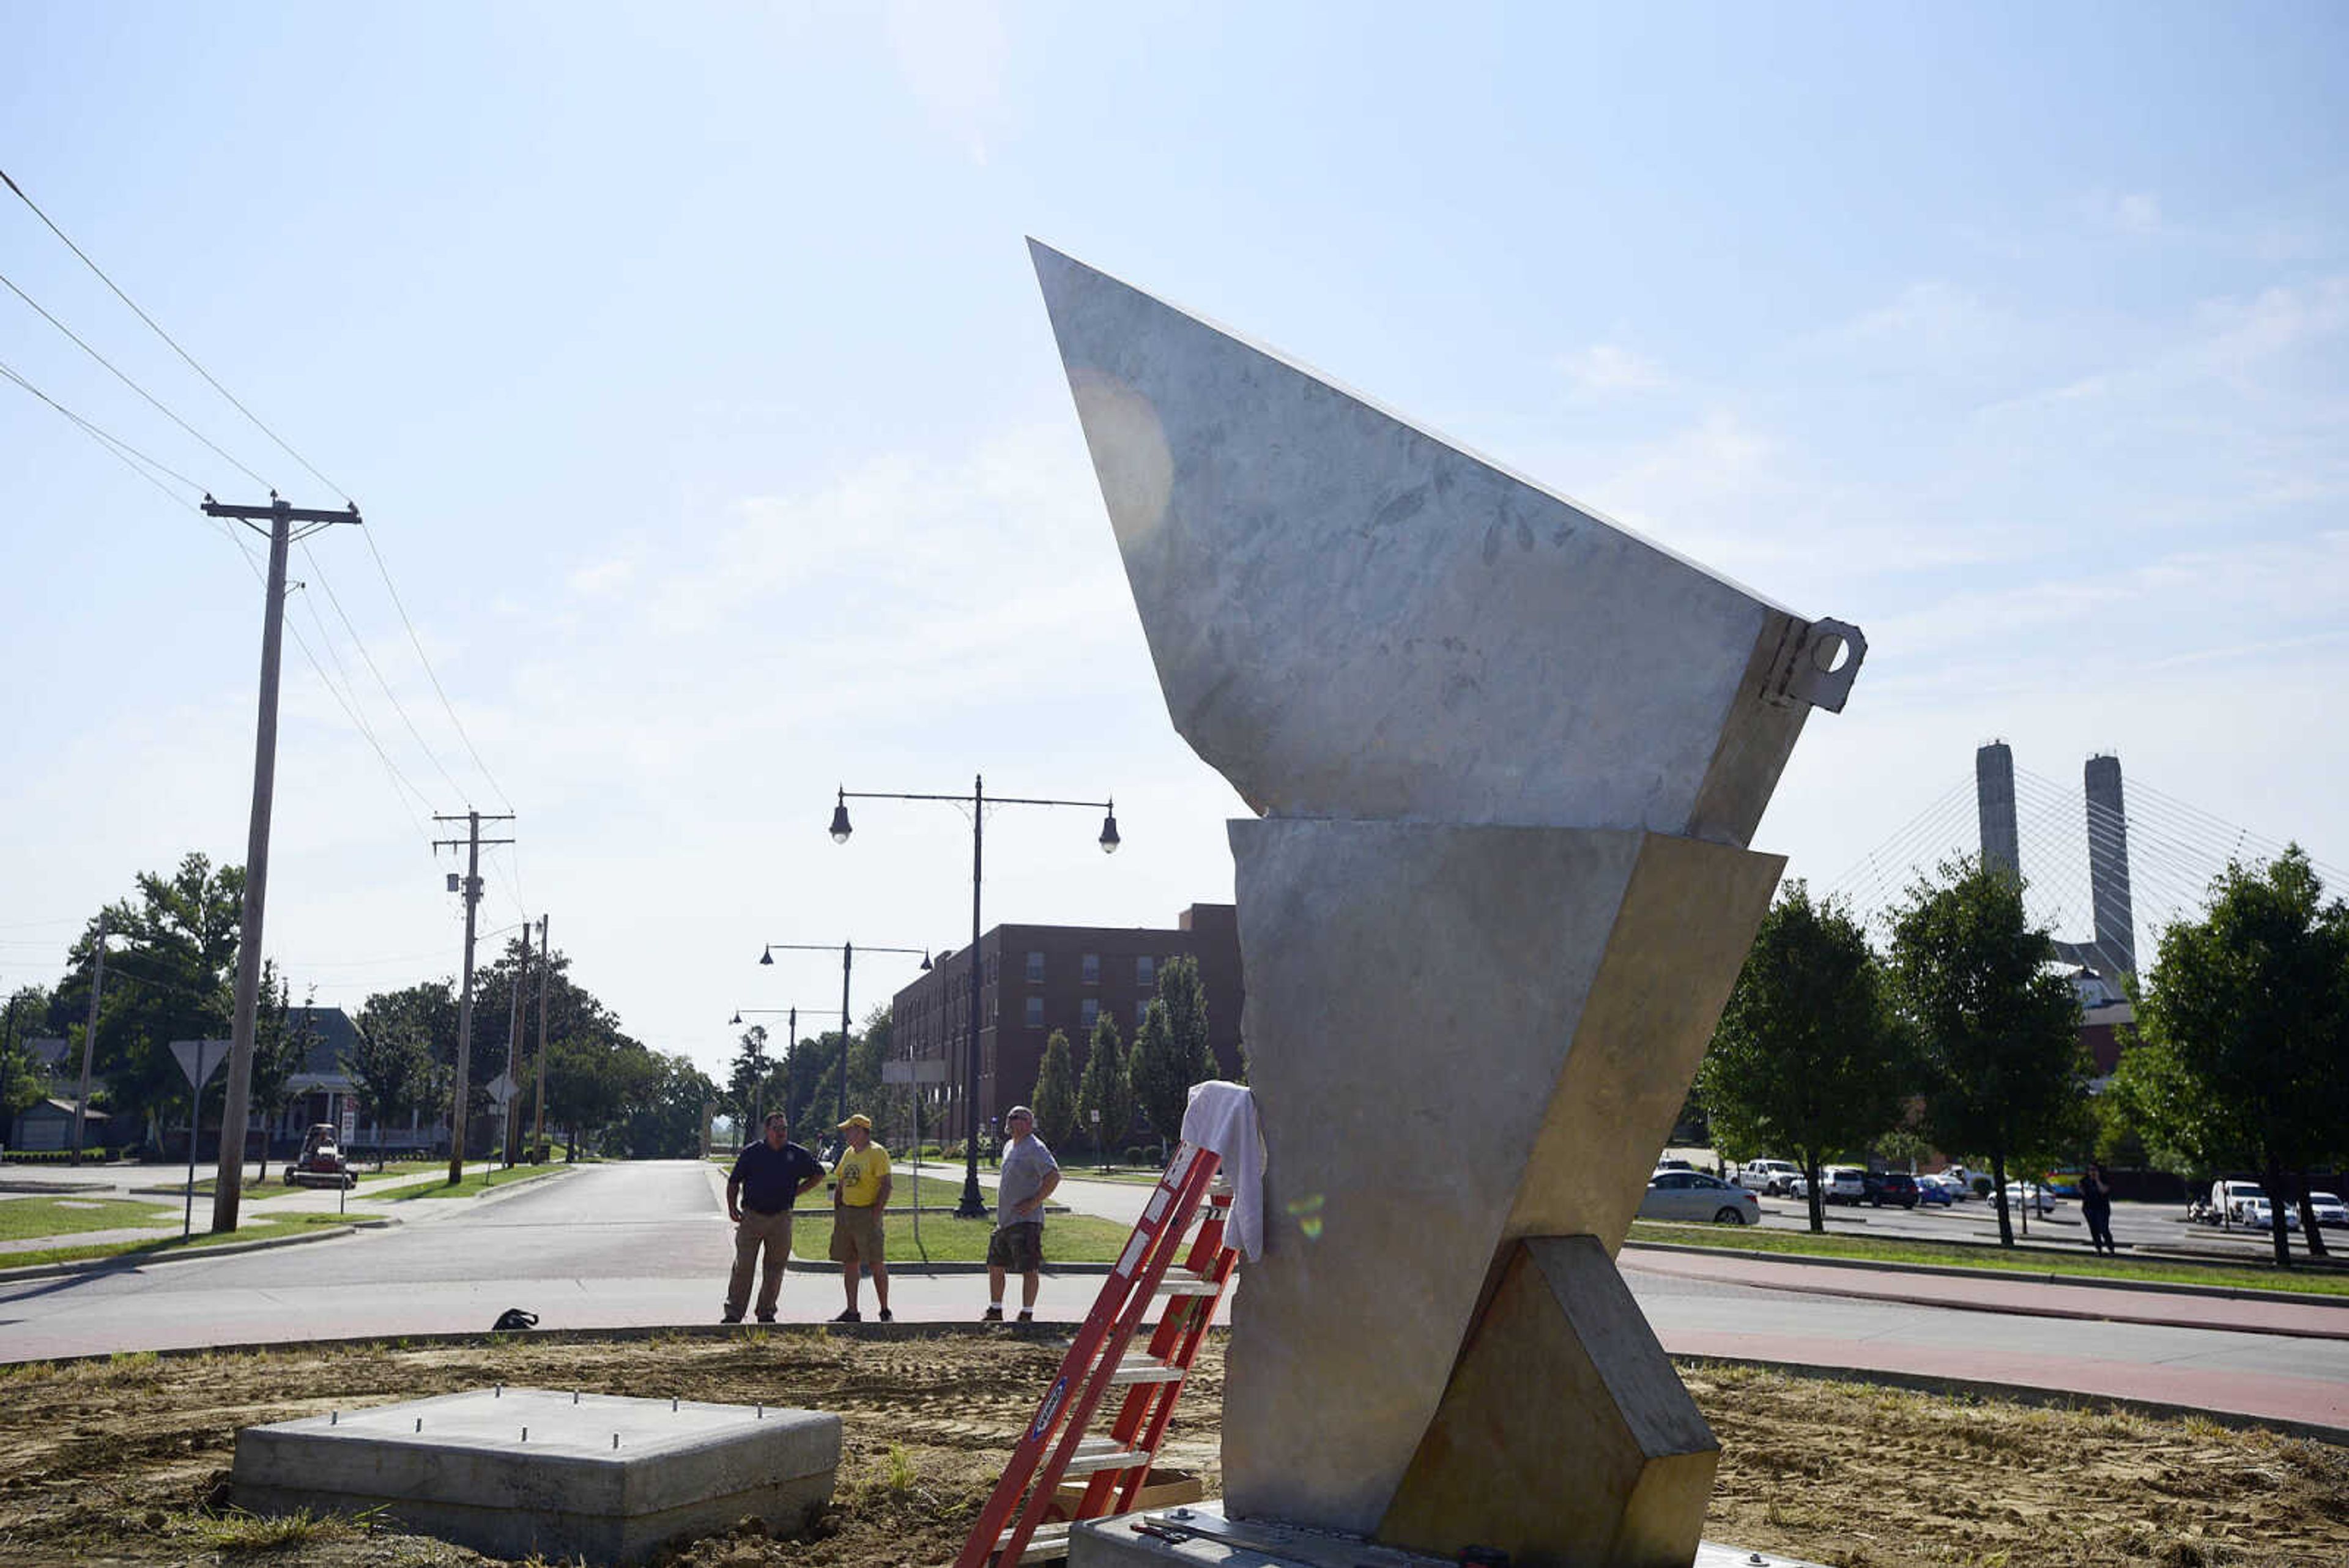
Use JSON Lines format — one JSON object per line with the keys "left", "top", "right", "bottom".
{"left": 724, "top": 1110, "right": 825, "bottom": 1323}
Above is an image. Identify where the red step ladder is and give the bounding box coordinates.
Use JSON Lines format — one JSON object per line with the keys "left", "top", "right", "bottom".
{"left": 954, "top": 1142, "right": 1241, "bottom": 1568}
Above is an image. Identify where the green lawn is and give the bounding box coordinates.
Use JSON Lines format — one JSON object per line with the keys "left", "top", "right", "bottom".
{"left": 790, "top": 1210, "right": 1135, "bottom": 1265}
{"left": 0, "top": 1211, "right": 361, "bottom": 1271}
{"left": 0, "top": 1195, "right": 180, "bottom": 1243}
{"left": 377, "top": 1165, "right": 566, "bottom": 1202}
{"left": 1626, "top": 1219, "right": 2349, "bottom": 1299}
{"left": 1051, "top": 1166, "right": 1173, "bottom": 1187}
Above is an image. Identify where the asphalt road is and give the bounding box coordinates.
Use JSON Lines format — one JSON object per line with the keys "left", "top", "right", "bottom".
{"left": 2, "top": 1161, "right": 2345, "bottom": 1434}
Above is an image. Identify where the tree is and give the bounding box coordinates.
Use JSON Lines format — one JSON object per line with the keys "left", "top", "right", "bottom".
{"left": 1033, "top": 1029, "right": 1079, "bottom": 1149}
{"left": 2126, "top": 848, "right": 2349, "bottom": 1264}
{"left": 1156, "top": 956, "right": 1220, "bottom": 1087}
{"left": 1700, "top": 882, "right": 1912, "bottom": 1232}
{"left": 1890, "top": 856, "right": 2091, "bottom": 1248}
{"left": 1, "top": 984, "right": 50, "bottom": 1125}
{"left": 1129, "top": 999, "right": 1190, "bottom": 1156}
{"left": 53, "top": 855, "right": 243, "bottom": 1148}
{"left": 727, "top": 1025, "right": 771, "bottom": 1127}
{"left": 1078, "top": 1011, "right": 1130, "bottom": 1157}
{"left": 342, "top": 999, "right": 436, "bottom": 1161}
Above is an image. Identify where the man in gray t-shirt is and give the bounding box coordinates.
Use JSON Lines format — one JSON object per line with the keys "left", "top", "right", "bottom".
{"left": 984, "top": 1105, "right": 1061, "bottom": 1322}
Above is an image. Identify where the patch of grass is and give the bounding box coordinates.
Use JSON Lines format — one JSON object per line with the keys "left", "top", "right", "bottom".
{"left": 883, "top": 1441, "right": 917, "bottom": 1492}
{"left": 0, "top": 1194, "right": 180, "bottom": 1242}
{"left": 0, "top": 1211, "right": 358, "bottom": 1271}
{"left": 378, "top": 1164, "right": 563, "bottom": 1201}
{"left": 792, "top": 1210, "right": 1137, "bottom": 1264}
{"left": 194, "top": 1506, "right": 366, "bottom": 1550}
{"left": 1626, "top": 1219, "right": 2349, "bottom": 1299}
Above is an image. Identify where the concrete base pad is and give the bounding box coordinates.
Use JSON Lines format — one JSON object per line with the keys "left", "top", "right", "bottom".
{"left": 1069, "top": 1503, "right": 1829, "bottom": 1568}
{"left": 233, "top": 1386, "right": 839, "bottom": 1566}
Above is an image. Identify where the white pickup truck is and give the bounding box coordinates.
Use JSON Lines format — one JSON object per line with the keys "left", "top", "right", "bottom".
{"left": 1737, "top": 1159, "right": 1806, "bottom": 1197}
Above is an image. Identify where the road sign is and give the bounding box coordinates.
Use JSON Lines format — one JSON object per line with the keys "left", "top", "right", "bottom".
{"left": 169, "top": 1039, "right": 230, "bottom": 1090}
{"left": 488, "top": 1072, "right": 521, "bottom": 1108}
{"left": 883, "top": 1059, "right": 949, "bottom": 1085}
{"left": 339, "top": 1094, "right": 357, "bottom": 1145}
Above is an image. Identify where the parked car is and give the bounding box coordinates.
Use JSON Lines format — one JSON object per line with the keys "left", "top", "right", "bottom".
{"left": 2241, "top": 1195, "right": 2299, "bottom": 1232}
{"left": 1819, "top": 1165, "right": 1868, "bottom": 1206}
{"left": 1913, "top": 1173, "right": 1958, "bottom": 1206}
{"left": 1862, "top": 1170, "right": 1920, "bottom": 1208}
{"left": 2000, "top": 1181, "right": 2063, "bottom": 1216}
{"left": 1639, "top": 1170, "right": 1762, "bottom": 1225}
{"left": 2206, "top": 1180, "right": 2269, "bottom": 1227}
{"left": 1653, "top": 1158, "right": 1696, "bottom": 1173}
{"left": 1738, "top": 1159, "right": 1803, "bottom": 1196}
{"left": 2307, "top": 1192, "right": 2349, "bottom": 1230}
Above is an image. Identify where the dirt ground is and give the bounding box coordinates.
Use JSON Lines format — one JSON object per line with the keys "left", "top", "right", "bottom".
{"left": 0, "top": 1330, "right": 2342, "bottom": 1568}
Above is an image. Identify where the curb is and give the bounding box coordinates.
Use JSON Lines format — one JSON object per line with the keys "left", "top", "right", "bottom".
{"left": 0, "top": 1217, "right": 397, "bottom": 1283}
{"left": 1673, "top": 1353, "right": 2349, "bottom": 1449}
{"left": 779, "top": 1258, "right": 1118, "bottom": 1276}
{"left": 1626, "top": 1243, "right": 2349, "bottom": 1339}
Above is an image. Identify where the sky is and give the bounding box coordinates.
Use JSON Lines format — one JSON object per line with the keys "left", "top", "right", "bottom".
{"left": 2, "top": 2, "right": 2344, "bottom": 1080}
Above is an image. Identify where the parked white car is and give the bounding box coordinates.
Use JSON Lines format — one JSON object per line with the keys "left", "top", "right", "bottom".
{"left": 2308, "top": 1192, "right": 2349, "bottom": 1230}
{"left": 2207, "top": 1180, "right": 2269, "bottom": 1227}
{"left": 2000, "top": 1181, "right": 2063, "bottom": 1216}
{"left": 1819, "top": 1165, "right": 1867, "bottom": 1206}
{"left": 1639, "top": 1170, "right": 1762, "bottom": 1225}
{"left": 1738, "top": 1159, "right": 1804, "bottom": 1196}
{"left": 2241, "top": 1195, "right": 2299, "bottom": 1232}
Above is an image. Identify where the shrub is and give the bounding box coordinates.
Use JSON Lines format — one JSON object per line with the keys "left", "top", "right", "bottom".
{"left": 1972, "top": 1176, "right": 1994, "bottom": 1198}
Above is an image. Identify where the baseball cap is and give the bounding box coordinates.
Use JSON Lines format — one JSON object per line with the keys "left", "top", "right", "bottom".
{"left": 837, "top": 1113, "right": 873, "bottom": 1131}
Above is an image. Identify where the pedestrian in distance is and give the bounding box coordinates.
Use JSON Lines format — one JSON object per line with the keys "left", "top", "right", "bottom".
{"left": 2080, "top": 1162, "right": 2118, "bottom": 1255}
{"left": 828, "top": 1113, "right": 893, "bottom": 1323}
{"left": 985, "top": 1104, "right": 1061, "bottom": 1323}
{"left": 724, "top": 1112, "right": 826, "bottom": 1324}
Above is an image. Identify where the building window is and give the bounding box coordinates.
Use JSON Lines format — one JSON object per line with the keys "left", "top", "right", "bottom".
{"left": 1136, "top": 954, "right": 1155, "bottom": 989}
{"left": 1080, "top": 998, "right": 1099, "bottom": 1030}
{"left": 1025, "top": 996, "right": 1044, "bottom": 1029}
{"left": 1026, "top": 950, "right": 1045, "bottom": 984}
{"left": 1082, "top": 952, "right": 1100, "bottom": 985}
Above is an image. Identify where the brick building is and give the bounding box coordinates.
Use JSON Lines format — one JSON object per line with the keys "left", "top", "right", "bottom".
{"left": 888, "top": 904, "right": 1243, "bottom": 1145}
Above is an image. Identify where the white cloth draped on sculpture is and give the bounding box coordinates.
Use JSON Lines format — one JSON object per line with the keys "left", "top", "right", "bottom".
{"left": 1179, "top": 1080, "right": 1266, "bottom": 1261}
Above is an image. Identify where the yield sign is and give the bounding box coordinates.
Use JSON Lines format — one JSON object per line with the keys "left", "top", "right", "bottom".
{"left": 169, "top": 1039, "right": 231, "bottom": 1091}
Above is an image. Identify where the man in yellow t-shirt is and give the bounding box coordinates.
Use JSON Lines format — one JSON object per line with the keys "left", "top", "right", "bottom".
{"left": 828, "top": 1113, "right": 892, "bottom": 1322}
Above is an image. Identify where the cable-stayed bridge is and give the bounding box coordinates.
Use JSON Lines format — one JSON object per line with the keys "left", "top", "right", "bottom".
{"left": 1818, "top": 743, "right": 2347, "bottom": 978}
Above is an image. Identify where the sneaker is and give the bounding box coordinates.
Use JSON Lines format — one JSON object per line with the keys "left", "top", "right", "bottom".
{"left": 877, "top": 1308, "right": 894, "bottom": 1323}
{"left": 982, "top": 1305, "right": 1004, "bottom": 1322}
{"left": 833, "top": 1309, "right": 861, "bottom": 1323}
{"left": 1017, "top": 1310, "right": 1034, "bottom": 1323}
{"left": 721, "top": 1312, "right": 743, "bottom": 1325}
{"left": 755, "top": 1313, "right": 776, "bottom": 1324}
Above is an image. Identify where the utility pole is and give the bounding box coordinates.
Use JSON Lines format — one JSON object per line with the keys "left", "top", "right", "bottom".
{"left": 71, "top": 911, "right": 107, "bottom": 1165}
{"left": 204, "top": 493, "right": 360, "bottom": 1232}
{"left": 532, "top": 913, "right": 549, "bottom": 1163}
{"left": 433, "top": 810, "right": 514, "bottom": 1185}
{"left": 505, "top": 921, "right": 527, "bottom": 1167}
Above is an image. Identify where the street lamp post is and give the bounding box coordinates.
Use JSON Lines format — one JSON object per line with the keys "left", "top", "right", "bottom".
{"left": 726, "top": 1006, "right": 817, "bottom": 1131}
{"left": 757, "top": 941, "right": 929, "bottom": 1131}
{"left": 829, "top": 775, "right": 1119, "bottom": 1219}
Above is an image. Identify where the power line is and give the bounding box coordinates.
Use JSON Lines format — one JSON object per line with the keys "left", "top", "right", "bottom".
{"left": 0, "top": 354, "right": 207, "bottom": 497}
{"left": 0, "top": 165, "right": 349, "bottom": 501}
{"left": 357, "top": 525, "right": 514, "bottom": 814}
{"left": 0, "top": 262, "right": 269, "bottom": 488}
{"left": 299, "top": 538, "right": 467, "bottom": 804}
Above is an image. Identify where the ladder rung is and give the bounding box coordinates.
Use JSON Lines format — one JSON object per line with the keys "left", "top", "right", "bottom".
{"left": 995, "top": 1520, "right": 1072, "bottom": 1563}
{"left": 1108, "top": 1354, "right": 1186, "bottom": 1386}
{"left": 1063, "top": 1437, "right": 1153, "bottom": 1476}
{"left": 1156, "top": 1274, "right": 1220, "bottom": 1296}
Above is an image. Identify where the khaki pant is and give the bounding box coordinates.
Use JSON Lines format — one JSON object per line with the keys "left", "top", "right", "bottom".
{"left": 726, "top": 1208, "right": 793, "bottom": 1320}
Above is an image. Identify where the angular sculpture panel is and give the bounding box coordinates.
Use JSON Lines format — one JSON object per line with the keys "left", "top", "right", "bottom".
{"left": 1033, "top": 242, "right": 1864, "bottom": 1567}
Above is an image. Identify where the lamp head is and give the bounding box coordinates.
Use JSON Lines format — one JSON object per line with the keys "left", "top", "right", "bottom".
{"left": 829, "top": 787, "right": 853, "bottom": 844}
{"left": 1099, "top": 800, "right": 1121, "bottom": 855}
{"left": 759, "top": 945, "right": 774, "bottom": 966}
{"left": 920, "top": 950, "right": 933, "bottom": 971}
{"left": 730, "top": 1012, "right": 742, "bottom": 1026}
